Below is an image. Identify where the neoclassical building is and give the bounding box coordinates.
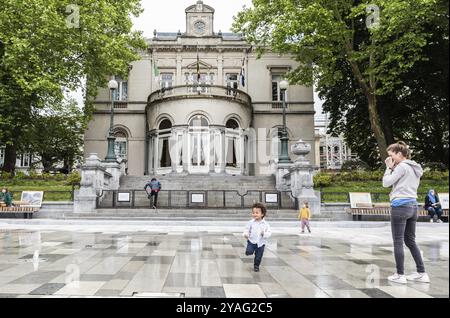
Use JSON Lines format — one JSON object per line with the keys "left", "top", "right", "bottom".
{"left": 84, "top": 1, "right": 316, "bottom": 176}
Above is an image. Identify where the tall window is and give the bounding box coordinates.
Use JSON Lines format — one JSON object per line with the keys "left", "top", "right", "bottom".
{"left": 272, "top": 75, "right": 286, "bottom": 102}
{"left": 114, "top": 76, "right": 128, "bottom": 101}
{"left": 271, "top": 128, "right": 283, "bottom": 162}
{"left": 189, "top": 115, "right": 209, "bottom": 167}
{"left": 160, "top": 73, "right": 174, "bottom": 89}
{"left": 18, "top": 154, "right": 31, "bottom": 167}
{"left": 226, "top": 119, "right": 240, "bottom": 168}
{"left": 226, "top": 73, "right": 239, "bottom": 95}
{"left": 114, "top": 130, "right": 128, "bottom": 162}
{"left": 159, "top": 119, "right": 172, "bottom": 168}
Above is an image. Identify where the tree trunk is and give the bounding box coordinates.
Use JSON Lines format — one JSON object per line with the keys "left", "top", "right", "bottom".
{"left": 377, "top": 95, "right": 395, "bottom": 146}
{"left": 2, "top": 143, "right": 17, "bottom": 175}
{"left": 367, "top": 93, "right": 388, "bottom": 160}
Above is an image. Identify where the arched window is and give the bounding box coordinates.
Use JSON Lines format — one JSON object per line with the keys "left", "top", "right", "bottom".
{"left": 114, "top": 129, "right": 128, "bottom": 162}
{"left": 226, "top": 119, "right": 239, "bottom": 130}
{"left": 158, "top": 119, "right": 172, "bottom": 168}
{"left": 189, "top": 115, "right": 209, "bottom": 128}
{"left": 271, "top": 127, "right": 284, "bottom": 163}
{"left": 189, "top": 115, "right": 209, "bottom": 167}
{"left": 225, "top": 119, "right": 240, "bottom": 167}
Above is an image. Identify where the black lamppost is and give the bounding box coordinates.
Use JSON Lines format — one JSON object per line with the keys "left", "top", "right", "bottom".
{"left": 105, "top": 79, "right": 118, "bottom": 162}
{"left": 278, "top": 79, "right": 292, "bottom": 163}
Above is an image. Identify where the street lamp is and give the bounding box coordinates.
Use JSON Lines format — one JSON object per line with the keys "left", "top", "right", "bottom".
{"left": 278, "top": 79, "right": 292, "bottom": 163}
{"left": 105, "top": 79, "right": 118, "bottom": 162}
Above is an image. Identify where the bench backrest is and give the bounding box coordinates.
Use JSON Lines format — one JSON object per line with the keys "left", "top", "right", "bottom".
{"left": 439, "top": 193, "right": 449, "bottom": 210}
{"left": 20, "top": 191, "right": 44, "bottom": 208}
{"left": 349, "top": 192, "right": 373, "bottom": 208}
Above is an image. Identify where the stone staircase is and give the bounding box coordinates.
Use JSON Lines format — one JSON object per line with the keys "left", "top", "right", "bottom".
{"left": 65, "top": 175, "right": 350, "bottom": 221}
{"left": 119, "top": 174, "right": 277, "bottom": 191}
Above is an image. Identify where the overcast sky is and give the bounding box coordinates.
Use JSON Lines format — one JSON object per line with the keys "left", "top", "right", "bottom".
{"left": 132, "top": 0, "right": 253, "bottom": 37}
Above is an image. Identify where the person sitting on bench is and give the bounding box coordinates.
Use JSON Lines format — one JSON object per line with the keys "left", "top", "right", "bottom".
{"left": 0, "top": 188, "right": 13, "bottom": 207}
{"left": 425, "top": 189, "right": 443, "bottom": 223}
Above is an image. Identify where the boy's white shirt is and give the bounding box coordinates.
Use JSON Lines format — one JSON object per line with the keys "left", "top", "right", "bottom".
{"left": 243, "top": 219, "right": 272, "bottom": 247}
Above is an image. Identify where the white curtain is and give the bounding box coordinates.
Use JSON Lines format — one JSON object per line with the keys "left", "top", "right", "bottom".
{"left": 226, "top": 136, "right": 234, "bottom": 166}
{"left": 201, "top": 133, "right": 208, "bottom": 165}
{"left": 178, "top": 134, "right": 183, "bottom": 166}
{"left": 169, "top": 134, "right": 177, "bottom": 167}
{"left": 235, "top": 136, "right": 241, "bottom": 168}
{"left": 191, "top": 133, "right": 197, "bottom": 165}
{"left": 158, "top": 138, "right": 163, "bottom": 167}
{"left": 214, "top": 133, "right": 221, "bottom": 166}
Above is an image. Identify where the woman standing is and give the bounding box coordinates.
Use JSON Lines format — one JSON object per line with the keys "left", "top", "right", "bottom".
{"left": 382, "top": 141, "right": 430, "bottom": 284}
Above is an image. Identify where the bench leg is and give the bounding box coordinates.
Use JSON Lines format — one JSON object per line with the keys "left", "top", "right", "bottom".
{"left": 358, "top": 215, "right": 362, "bottom": 221}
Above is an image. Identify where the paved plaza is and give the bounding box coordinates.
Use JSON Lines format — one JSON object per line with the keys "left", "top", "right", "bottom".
{"left": 0, "top": 220, "right": 448, "bottom": 298}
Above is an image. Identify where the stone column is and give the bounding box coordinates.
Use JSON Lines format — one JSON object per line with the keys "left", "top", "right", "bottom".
{"left": 182, "top": 128, "right": 189, "bottom": 174}
{"left": 176, "top": 51, "right": 182, "bottom": 86}
{"left": 289, "top": 139, "right": 321, "bottom": 216}
{"left": 217, "top": 51, "right": 223, "bottom": 86}
{"left": 220, "top": 128, "right": 226, "bottom": 174}
{"left": 209, "top": 128, "right": 215, "bottom": 174}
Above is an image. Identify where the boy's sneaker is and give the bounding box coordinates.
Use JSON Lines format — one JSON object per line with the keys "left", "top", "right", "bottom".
{"left": 301, "top": 231, "right": 305, "bottom": 234}
{"left": 429, "top": 219, "right": 433, "bottom": 223}
{"left": 388, "top": 273, "right": 407, "bottom": 284}
{"left": 437, "top": 219, "right": 443, "bottom": 223}
{"left": 406, "top": 272, "right": 430, "bottom": 283}
{"left": 254, "top": 266, "right": 259, "bottom": 272}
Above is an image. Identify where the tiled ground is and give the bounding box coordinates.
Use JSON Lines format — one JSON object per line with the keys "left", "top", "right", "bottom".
{"left": 0, "top": 220, "right": 448, "bottom": 298}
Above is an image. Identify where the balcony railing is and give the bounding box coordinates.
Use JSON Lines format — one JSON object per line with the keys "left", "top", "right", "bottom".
{"left": 148, "top": 85, "right": 252, "bottom": 107}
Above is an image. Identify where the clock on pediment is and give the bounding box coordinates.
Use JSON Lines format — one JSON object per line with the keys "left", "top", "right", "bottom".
{"left": 194, "top": 20, "right": 206, "bottom": 35}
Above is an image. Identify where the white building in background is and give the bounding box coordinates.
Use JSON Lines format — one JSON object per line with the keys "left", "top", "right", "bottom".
{"left": 84, "top": 1, "right": 316, "bottom": 176}
{"left": 313, "top": 92, "right": 357, "bottom": 170}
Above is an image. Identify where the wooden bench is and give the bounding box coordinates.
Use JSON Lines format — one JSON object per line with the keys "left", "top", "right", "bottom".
{"left": 0, "top": 191, "right": 43, "bottom": 219}
{"left": 0, "top": 202, "right": 38, "bottom": 219}
{"left": 346, "top": 192, "right": 449, "bottom": 221}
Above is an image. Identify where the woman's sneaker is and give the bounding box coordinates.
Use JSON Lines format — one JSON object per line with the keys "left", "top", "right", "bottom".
{"left": 406, "top": 272, "right": 430, "bottom": 283}
{"left": 388, "top": 273, "right": 407, "bottom": 284}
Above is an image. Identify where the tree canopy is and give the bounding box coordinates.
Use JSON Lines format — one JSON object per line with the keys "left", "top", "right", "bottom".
{"left": 0, "top": 0, "right": 147, "bottom": 173}
{"left": 233, "top": 0, "right": 446, "bottom": 163}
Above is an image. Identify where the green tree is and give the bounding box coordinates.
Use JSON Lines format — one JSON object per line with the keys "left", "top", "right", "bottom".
{"left": 320, "top": 0, "right": 449, "bottom": 167}
{"left": 0, "top": 0, "right": 146, "bottom": 173}
{"left": 233, "top": 0, "right": 440, "bottom": 160}
{"left": 24, "top": 100, "right": 87, "bottom": 173}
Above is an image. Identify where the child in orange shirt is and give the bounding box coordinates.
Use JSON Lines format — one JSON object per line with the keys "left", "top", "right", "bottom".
{"left": 298, "top": 201, "right": 311, "bottom": 234}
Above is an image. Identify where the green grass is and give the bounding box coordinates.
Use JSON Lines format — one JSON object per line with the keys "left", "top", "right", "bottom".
{"left": 0, "top": 179, "right": 75, "bottom": 201}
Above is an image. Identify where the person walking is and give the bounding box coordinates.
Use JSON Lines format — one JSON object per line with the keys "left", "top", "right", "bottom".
{"left": 382, "top": 141, "right": 430, "bottom": 284}
{"left": 144, "top": 178, "right": 161, "bottom": 209}
{"left": 298, "top": 201, "right": 312, "bottom": 234}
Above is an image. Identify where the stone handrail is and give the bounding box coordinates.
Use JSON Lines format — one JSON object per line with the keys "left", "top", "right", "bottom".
{"left": 148, "top": 85, "right": 252, "bottom": 107}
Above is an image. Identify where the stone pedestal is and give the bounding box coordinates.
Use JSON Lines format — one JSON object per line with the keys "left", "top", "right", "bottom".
{"left": 73, "top": 153, "right": 122, "bottom": 214}
{"left": 275, "top": 139, "right": 320, "bottom": 215}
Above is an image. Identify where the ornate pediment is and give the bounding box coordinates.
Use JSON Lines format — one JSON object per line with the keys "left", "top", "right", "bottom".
{"left": 186, "top": 60, "right": 213, "bottom": 70}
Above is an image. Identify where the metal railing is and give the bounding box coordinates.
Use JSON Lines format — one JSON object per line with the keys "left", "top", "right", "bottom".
{"left": 96, "top": 189, "right": 298, "bottom": 210}
{"left": 148, "top": 85, "right": 252, "bottom": 107}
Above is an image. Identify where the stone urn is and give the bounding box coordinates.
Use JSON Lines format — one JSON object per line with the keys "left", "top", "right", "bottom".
{"left": 291, "top": 139, "right": 311, "bottom": 164}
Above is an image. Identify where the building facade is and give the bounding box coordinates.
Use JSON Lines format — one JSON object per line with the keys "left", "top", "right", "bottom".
{"left": 84, "top": 1, "right": 316, "bottom": 176}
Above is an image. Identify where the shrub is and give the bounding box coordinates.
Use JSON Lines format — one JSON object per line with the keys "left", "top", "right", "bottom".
{"left": 313, "top": 173, "right": 332, "bottom": 187}
{"left": 66, "top": 171, "right": 81, "bottom": 186}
